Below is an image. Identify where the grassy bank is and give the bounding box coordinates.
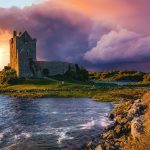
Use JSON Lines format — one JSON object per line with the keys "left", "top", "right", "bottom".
{"left": 0, "top": 79, "right": 149, "bottom": 101}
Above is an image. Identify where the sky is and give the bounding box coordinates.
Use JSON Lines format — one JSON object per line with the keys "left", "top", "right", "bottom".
{"left": 0, "top": 0, "right": 41, "bottom": 8}
{"left": 0, "top": 0, "right": 150, "bottom": 72}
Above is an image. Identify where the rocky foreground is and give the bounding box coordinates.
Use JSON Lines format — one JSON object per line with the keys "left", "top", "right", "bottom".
{"left": 84, "top": 98, "right": 147, "bottom": 150}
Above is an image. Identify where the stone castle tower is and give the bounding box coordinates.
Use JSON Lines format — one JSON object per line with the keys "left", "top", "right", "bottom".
{"left": 10, "top": 30, "right": 79, "bottom": 78}
{"left": 10, "top": 31, "right": 36, "bottom": 77}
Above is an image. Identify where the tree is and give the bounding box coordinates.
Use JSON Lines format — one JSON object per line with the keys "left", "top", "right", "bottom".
{"left": 0, "top": 67, "right": 17, "bottom": 84}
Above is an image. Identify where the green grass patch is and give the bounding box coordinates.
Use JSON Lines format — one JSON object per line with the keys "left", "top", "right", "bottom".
{"left": 0, "top": 78, "right": 149, "bottom": 102}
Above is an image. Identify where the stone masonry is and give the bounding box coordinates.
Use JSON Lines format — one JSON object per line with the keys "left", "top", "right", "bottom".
{"left": 10, "top": 31, "right": 77, "bottom": 78}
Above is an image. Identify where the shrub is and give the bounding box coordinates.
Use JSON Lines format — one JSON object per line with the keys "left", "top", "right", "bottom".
{"left": 143, "top": 74, "right": 150, "bottom": 81}
{"left": 89, "top": 70, "right": 145, "bottom": 82}
{"left": 0, "top": 66, "right": 18, "bottom": 85}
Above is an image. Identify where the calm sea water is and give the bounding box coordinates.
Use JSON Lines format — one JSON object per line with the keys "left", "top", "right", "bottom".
{"left": 0, "top": 95, "right": 113, "bottom": 150}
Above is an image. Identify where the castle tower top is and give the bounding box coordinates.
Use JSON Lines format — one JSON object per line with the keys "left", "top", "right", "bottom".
{"left": 13, "top": 30, "right": 17, "bottom": 37}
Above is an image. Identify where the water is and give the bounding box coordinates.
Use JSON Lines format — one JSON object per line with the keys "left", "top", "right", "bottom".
{"left": 0, "top": 95, "right": 113, "bottom": 150}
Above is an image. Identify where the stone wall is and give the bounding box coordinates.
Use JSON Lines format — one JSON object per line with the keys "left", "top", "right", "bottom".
{"left": 35, "top": 61, "right": 76, "bottom": 77}
{"left": 9, "top": 31, "right": 79, "bottom": 78}
{"left": 10, "top": 31, "right": 36, "bottom": 77}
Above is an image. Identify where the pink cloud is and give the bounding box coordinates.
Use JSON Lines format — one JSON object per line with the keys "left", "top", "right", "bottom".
{"left": 0, "top": 0, "right": 150, "bottom": 71}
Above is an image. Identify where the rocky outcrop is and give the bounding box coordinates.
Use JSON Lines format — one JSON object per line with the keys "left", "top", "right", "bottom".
{"left": 131, "top": 115, "right": 144, "bottom": 140}
{"left": 85, "top": 99, "right": 147, "bottom": 150}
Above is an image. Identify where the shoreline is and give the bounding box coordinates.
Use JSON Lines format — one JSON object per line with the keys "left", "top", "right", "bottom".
{"left": 0, "top": 87, "right": 149, "bottom": 149}
{"left": 85, "top": 96, "right": 147, "bottom": 150}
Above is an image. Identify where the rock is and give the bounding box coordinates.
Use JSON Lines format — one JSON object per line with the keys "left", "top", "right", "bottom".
{"left": 131, "top": 115, "right": 144, "bottom": 140}
{"left": 127, "top": 102, "right": 146, "bottom": 119}
{"left": 123, "top": 121, "right": 131, "bottom": 134}
{"left": 86, "top": 141, "right": 92, "bottom": 148}
{"left": 104, "top": 142, "right": 111, "bottom": 150}
{"left": 95, "top": 145, "right": 103, "bottom": 150}
{"left": 127, "top": 103, "right": 138, "bottom": 117}
{"left": 86, "top": 99, "right": 147, "bottom": 150}
{"left": 134, "top": 99, "right": 141, "bottom": 103}
{"left": 109, "top": 113, "right": 115, "bottom": 120}
{"left": 114, "top": 143, "right": 120, "bottom": 150}
{"left": 114, "top": 125, "right": 122, "bottom": 138}
{"left": 120, "top": 117, "right": 128, "bottom": 125}
{"left": 102, "top": 131, "right": 111, "bottom": 139}
{"left": 104, "top": 141, "right": 117, "bottom": 150}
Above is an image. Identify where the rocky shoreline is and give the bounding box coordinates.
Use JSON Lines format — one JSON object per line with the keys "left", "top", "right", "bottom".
{"left": 84, "top": 98, "right": 147, "bottom": 150}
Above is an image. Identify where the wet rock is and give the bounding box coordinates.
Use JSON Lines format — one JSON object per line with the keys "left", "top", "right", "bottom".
{"left": 85, "top": 141, "right": 92, "bottom": 148}
{"left": 109, "top": 113, "right": 115, "bottom": 120}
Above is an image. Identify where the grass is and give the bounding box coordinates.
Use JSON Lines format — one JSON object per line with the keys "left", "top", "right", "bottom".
{"left": 3, "top": 79, "right": 59, "bottom": 90}
{"left": 132, "top": 81, "right": 150, "bottom": 87}
{"left": 51, "top": 75, "right": 93, "bottom": 85}
{"left": 0, "top": 78, "right": 149, "bottom": 101}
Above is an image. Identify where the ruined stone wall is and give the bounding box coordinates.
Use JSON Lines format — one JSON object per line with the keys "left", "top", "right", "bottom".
{"left": 35, "top": 61, "right": 76, "bottom": 76}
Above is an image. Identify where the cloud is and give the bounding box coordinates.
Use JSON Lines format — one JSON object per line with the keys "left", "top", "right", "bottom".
{"left": 84, "top": 28, "right": 150, "bottom": 64}
{"left": 0, "top": 0, "right": 150, "bottom": 71}
{"left": 0, "top": 3, "right": 92, "bottom": 65}
{"left": 0, "top": 1, "right": 110, "bottom": 68}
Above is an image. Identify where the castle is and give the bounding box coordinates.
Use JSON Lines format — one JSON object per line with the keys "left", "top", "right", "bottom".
{"left": 10, "top": 31, "right": 77, "bottom": 78}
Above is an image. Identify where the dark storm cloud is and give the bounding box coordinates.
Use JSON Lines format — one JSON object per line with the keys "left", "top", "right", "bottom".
{"left": 0, "top": 6, "right": 90, "bottom": 61}
{"left": 0, "top": 2, "right": 110, "bottom": 69}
